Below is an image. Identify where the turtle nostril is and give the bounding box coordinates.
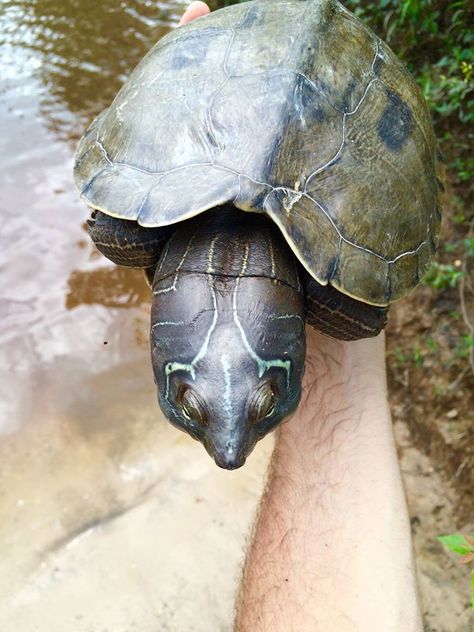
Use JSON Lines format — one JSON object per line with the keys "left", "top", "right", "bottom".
{"left": 214, "top": 448, "right": 246, "bottom": 471}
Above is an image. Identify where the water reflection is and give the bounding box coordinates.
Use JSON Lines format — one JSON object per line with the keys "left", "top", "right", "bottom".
{"left": 0, "top": 2, "right": 272, "bottom": 629}
{"left": 1, "top": 0, "right": 182, "bottom": 142}
{"left": 66, "top": 265, "right": 150, "bottom": 309}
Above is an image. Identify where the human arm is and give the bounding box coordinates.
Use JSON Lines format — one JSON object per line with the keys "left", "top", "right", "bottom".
{"left": 234, "top": 328, "right": 423, "bottom": 631}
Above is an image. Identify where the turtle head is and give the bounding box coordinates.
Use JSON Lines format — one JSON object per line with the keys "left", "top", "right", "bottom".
{"left": 151, "top": 272, "right": 306, "bottom": 470}
{"left": 156, "top": 349, "right": 304, "bottom": 470}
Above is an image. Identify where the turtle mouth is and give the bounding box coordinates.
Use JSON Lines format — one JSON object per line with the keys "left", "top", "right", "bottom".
{"left": 213, "top": 452, "right": 247, "bottom": 471}
{"left": 202, "top": 429, "right": 251, "bottom": 470}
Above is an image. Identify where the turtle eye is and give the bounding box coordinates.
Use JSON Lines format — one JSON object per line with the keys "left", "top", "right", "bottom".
{"left": 177, "top": 385, "right": 208, "bottom": 426}
{"left": 249, "top": 382, "right": 278, "bottom": 424}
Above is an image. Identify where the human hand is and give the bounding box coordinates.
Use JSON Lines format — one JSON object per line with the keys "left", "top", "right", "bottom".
{"left": 179, "top": 1, "right": 210, "bottom": 25}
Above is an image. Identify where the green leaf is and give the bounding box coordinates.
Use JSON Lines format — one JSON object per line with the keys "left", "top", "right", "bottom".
{"left": 438, "top": 534, "right": 474, "bottom": 556}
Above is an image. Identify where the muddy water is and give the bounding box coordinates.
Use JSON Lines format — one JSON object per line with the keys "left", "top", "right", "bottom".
{"left": 0, "top": 3, "right": 272, "bottom": 630}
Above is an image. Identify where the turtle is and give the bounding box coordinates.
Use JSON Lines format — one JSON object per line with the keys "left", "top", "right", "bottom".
{"left": 73, "top": 0, "right": 441, "bottom": 470}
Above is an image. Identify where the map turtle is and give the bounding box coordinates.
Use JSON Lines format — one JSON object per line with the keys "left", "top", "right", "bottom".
{"left": 74, "top": 0, "right": 441, "bottom": 469}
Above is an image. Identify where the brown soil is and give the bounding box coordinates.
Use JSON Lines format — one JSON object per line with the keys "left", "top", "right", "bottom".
{"left": 386, "top": 168, "right": 473, "bottom": 525}
{"left": 386, "top": 161, "right": 473, "bottom": 628}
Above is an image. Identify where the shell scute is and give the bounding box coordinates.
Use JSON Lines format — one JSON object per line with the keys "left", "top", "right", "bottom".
{"left": 265, "top": 190, "right": 340, "bottom": 283}
{"left": 74, "top": 0, "right": 440, "bottom": 306}
{"left": 332, "top": 241, "right": 389, "bottom": 304}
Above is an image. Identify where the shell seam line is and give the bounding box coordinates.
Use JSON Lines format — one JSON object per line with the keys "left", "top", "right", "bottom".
{"left": 303, "top": 41, "right": 380, "bottom": 192}
{"left": 89, "top": 38, "right": 430, "bottom": 268}
{"left": 206, "top": 26, "right": 235, "bottom": 157}
{"left": 154, "top": 269, "right": 301, "bottom": 293}
{"left": 85, "top": 152, "right": 429, "bottom": 265}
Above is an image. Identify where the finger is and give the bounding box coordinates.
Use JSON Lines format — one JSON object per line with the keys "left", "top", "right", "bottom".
{"left": 179, "top": 1, "right": 211, "bottom": 26}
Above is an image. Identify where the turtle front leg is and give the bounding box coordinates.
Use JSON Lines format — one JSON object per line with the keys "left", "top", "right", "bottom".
{"left": 87, "top": 210, "right": 173, "bottom": 269}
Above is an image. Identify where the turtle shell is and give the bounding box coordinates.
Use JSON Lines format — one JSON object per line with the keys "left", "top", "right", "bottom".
{"left": 74, "top": 0, "right": 441, "bottom": 307}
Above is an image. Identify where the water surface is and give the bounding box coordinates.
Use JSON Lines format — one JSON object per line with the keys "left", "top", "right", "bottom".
{"left": 0, "top": 3, "right": 271, "bottom": 630}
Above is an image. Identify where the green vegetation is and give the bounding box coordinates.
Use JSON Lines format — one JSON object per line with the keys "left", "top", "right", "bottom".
{"left": 438, "top": 534, "right": 474, "bottom": 608}
{"left": 344, "top": 0, "right": 473, "bottom": 185}
{"left": 424, "top": 262, "right": 464, "bottom": 289}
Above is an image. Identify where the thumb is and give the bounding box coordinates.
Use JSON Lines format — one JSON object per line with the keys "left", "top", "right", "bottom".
{"left": 179, "top": 1, "right": 211, "bottom": 26}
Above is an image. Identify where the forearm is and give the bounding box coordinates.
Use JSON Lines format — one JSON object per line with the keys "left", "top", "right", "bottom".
{"left": 235, "top": 330, "right": 422, "bottom": 632}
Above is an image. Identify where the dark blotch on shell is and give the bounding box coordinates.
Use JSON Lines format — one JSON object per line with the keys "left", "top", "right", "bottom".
{"left": 289, "top": 223, "right": 303, "bottom": 244}
{"left": 326, "top": 254, "right": 339, "bottom": 281}
{"left": 341, "top": 78, "right": 358, "bottom": 113}
{"left": 372, "top": 53, "right": 384, "bottom": 76}
{"left": 239, "top": 6, "right": 260, "bottom": 29}
{"left": 377, "top": 88, "right": 413, "bottom": 152}
{"left": 250, "top": 189, "right": 271, "bottom": 212}
{"left": 293, "top": 76, "right": 327, "bottom": 125}
{"left": 384, "top": 274, "right": 392, "bottom": 303}
{"left": 170, "top": 32, "right": 213, "bottom": 70}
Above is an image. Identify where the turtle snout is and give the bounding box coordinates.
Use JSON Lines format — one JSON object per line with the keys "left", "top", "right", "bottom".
{"left": 213, "top": 443, "right": 247, "bottom": 470}
{"left": 206, "top": 437, "right": 250, "bottom": 471}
